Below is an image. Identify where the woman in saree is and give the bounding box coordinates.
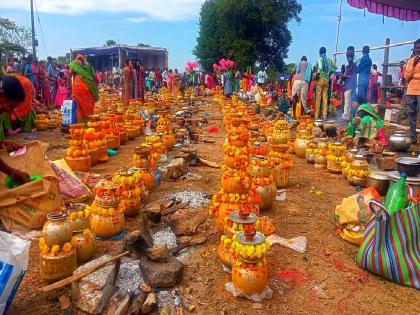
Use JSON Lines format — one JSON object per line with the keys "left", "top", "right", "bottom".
{"left": 346, "top": 96, "right": 387, "bottom": 145}
{"left": 0, "top": 75, "right": 35, "bottom": 139}
{"left": 121, "top": 59, "right": 133, "bottom": 108}
{"left": 38, "top": 61, "right": 52, "bottom": 108}
{"left": 233, "top": 70, "right": 240, "bottom": 93}
{"left": 172, "top": 69, "right": 181, "bottom": 94}
{"left": 69, "top": 54, "right": 99, "bottom": 124}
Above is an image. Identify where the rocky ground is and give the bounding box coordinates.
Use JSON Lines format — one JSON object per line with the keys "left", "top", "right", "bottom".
{"left": 8, "top": 101, "right": 420, "bottom": 315}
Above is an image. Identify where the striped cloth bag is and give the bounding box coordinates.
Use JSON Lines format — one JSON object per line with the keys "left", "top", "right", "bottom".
{"left": 356, "top": 199, "right": 420, "bottom": 288}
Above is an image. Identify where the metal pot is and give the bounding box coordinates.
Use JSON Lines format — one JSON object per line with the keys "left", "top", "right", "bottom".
{"left": 313, "top": 119, "right": 323, "bottom": 129}
{"left": 389, "top": 130, "right": 412, "bottom": 152}
{"left": 367, "top": 171, "right": 390, "bottom": 196}
{"left": 42, "top": 212, "right": 74, "bottom": 247}
{"left": 395, "top": 157, "right": 420, "bottom": 177}
{"left": 323, "top": 120, "right": 337, "bottom": 138}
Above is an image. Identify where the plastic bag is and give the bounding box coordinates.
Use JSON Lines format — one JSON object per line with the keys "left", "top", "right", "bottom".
{"left": 61, "top": 100, "right": 77, "bottom": 126}
{"left": 225, "top": 282, "right": 272, "bottom": 302}
{"left": 266, "top": 235, "right": 307, "bottom": 253}
{"left": 0, "top": 231, "right": 30, "bottom": 314}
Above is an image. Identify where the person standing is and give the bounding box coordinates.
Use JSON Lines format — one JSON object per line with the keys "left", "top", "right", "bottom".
{"left": 291, "top": 56, "right": 312, "bottom": 114}
{"left": 368, "top": 64, "right": 382, "bottom": 103}
{"left": 257, "top": 68, "right": 267, "bottom": 87}
{"left": 315, "top": 47, "right": 337, "bottom": 119}
{"left": 137, "top": 61, "right": 146, "bottom": 103}
{"left": 121, "top": 60, "right": 133, "bottom": 108}
{"left": 23, "top": 57, "right": 34, "bottom": 88}
{"left": 357, "top": 46, "right": 372, "bottom": 103}
{"left": 403, "top": 39, "right": 420, "bottom": 145}
{"left": 222, "top": 70, "right": 232, "bottom": 97}
{"left": 69, "top": 54, "right": 99, "bottom": 124}
{"left": 38, "top": 61, "right": 53, "bottom": 108}
{"left": 342, "top": 54, "right": 357, "bottom": 121}
{"left": 54, "top": 72, "right": 67, "bottom": 108}
{"left": 6, "top": 59, "right": 15, "bottom": 74}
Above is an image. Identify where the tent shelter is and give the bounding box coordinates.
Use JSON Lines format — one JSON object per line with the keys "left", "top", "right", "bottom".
{"left": 70, "top": 44, "right": 169, "bottom": 72}
{"left": 347, "top": 0, "right": 420, "bottom": 21}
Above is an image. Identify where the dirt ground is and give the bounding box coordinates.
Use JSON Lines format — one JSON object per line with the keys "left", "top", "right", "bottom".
{"left": 8, "top": 102, "right": 420, "bottom": 315}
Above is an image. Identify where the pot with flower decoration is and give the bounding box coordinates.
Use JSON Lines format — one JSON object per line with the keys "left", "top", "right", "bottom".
{"left": 90, "top": 201, "right": 125, "bottom": 238}
{"left": 71, "top": 229, "right": 96, "bottom": 263}
{"left": 133, "top": 145, "right": 152, "bottom": 169}
{"left": 250, "top": 155, "right": 276, "bottom": 211}
{"left": 210, "top": 189, "right": 260, "bottom": 231}
{"left": 346, "top": 154, "right": 369, "bottom": 187}
{"left": 269, "top": 144, "right": 293, "bottom": 189}
{"left": 39, "top": 238, "right": 77, "bottom": 282}
{"left": 94, "top": 180, "right": 122, "bottom": 208}
{"left": 305, "top": 140, "right": 318, "bottom": 164}
{"left": 218, "top": 210, "right": 258, "bottom": 268}
{"left": 268, "top": 119, "right": 290, "bottom": 144}
{"left": 249, "top": 142, "right": 269, "bottom": 157}
{"left": 231, "top": 229, "right": 270, "bottom": 296}
{"left": 113, "top": 168, "right": 142, "bottom": 217}
{"left": 313, "top": 138, "right": 329, "bottom": 169}
{"left": 42, "top": 211, "right": 74, "bottom": 247}
{"left": 68, "top": 203, "right": 90, "bottom": 231}
{"left": 326, "top": 142, "right": 346, "bottom": 174}
{"left": 65, "top": 124, "right": 92, "bottom": 172}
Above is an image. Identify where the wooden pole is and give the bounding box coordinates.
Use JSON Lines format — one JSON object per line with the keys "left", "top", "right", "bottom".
{"left": 333, "top": 0, "right": 343, "bottom": 64}
{"left": 381, "top": 38, "right": 391, "bottom": 105}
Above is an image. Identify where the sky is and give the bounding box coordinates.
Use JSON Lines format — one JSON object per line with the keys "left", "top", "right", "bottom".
{"left": 1, "top": 0, "right": 419, "bottom": 70}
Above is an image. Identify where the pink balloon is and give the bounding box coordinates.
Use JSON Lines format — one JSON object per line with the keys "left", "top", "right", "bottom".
{"left": 185, "top": 66, "right": 191, "bottom": 73}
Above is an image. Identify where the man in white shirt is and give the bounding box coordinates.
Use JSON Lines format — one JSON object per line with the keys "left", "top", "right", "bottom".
{"left": 257, "top": 68, "right": 267, "bottom": 86}
{"left": 162, "top": 68, "right": 169, "bottom": 87}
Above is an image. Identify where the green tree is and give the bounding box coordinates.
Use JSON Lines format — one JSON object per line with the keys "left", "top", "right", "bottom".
{"left": 137, "top": 43, "right": 151, "bottom": 47}
{"left": 0, "top": 17, "right": 31, "bottom": 58}
{"left": 106, "top": 39, "right": 117, "bottom": 47}
{"left": 56, "top": 55, "right": 68, "bottom": 65}
{"left": 194, "top": 0, "right": 301, "bottom": 72}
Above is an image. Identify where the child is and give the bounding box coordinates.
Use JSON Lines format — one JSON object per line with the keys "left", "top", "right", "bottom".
{"left": 54, "top": 72, "right": 67, "bottom": 108}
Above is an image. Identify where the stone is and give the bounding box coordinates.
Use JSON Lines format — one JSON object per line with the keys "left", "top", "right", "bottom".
{"left": 166, "top": 158, "right": 187, "bottom": 179}
{"left": 170, "top": 208, "right": 207, "bottom": 236}
{"left": 178, "top": 233, "right": 207, "bottom": 246}
{"left": 140, "top": 256, "right": 183, "bottom": 288}
{"left": 72, "top": 255, "right": 120, "bottom": 314}
{"left": 146, "top": 245, "right": 170, "bottom": 262}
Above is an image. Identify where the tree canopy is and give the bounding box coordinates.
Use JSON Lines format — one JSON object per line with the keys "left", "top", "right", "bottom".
{"left": 194, "top": 0, "right": 301, "bottom": 72}
{"left": 0, "top": 17, "right": 31, "bottom": 56}
{"left": 106, "top": 39, "right": 117, "bottom": 47}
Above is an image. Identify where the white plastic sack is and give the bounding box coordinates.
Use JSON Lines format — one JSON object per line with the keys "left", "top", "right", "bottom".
{"left": 0, "top": 231, "right": 30, "bottom": 314}
{"left": 267, "top": 234, "right": 307, "bottom": 254}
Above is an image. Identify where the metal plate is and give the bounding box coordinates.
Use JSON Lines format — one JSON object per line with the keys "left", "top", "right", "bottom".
{"left": 236, "top": 231, "right": 265, "bottom": 245}
{"left": 228, "top": 212, "right": 258, "bottom": 224}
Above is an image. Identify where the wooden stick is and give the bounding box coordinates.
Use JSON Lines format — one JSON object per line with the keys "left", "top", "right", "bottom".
{"left": 161, "top": 201, "right": 189, "bottom": 216}
{"left": 41, "top": 251, "right": 129, "bottom": 292}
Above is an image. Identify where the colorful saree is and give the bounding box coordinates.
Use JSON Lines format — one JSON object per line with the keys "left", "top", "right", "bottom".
{"left": 69, "top": 60, "right": 98, "bottom": 123}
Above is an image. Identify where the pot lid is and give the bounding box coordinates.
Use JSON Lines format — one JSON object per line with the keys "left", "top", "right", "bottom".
{"left": 395, "top": 157, "right": 420, "bottom": 166}
{"left": 387, "top": 171, "right": 420, "bottom": 183}
{"left": 236, "top": 231, "right": 265, "bottom": 245}
{"left": 229, "top": 211, "right": 258, "bottom": 224}
{"left": 47, "top": 211, "right": 68, "bottom": 220}
{"left": 368, "top": 171, "right": 390, "bottom": 181}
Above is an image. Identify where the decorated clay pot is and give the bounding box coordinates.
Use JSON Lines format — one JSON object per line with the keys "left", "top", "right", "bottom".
{"left": 65, "top": 155, "right": 92, "bottom": 172}
{"left": 162, "top": 134, "right": 176, "bottom": 150}
{"left": 271, "top": 168, "right": 289, "bottom": 188}
{"left": 214, "top": 203, "right": 259, "bottom": 232}
{"left": 256, "top": 182, "right": 276, "bottom": 211}
{"left": 120, "top": 197, "right": 140, "bottom": 217}
{"left": 221, "top": 175, "right": 249, "bottom": 194}
{"left": 68, "top": 204, "right": 90, "bottom": 231}
{"left": 90, "top": 212, "right": 125, "bottom": 238}
{"left": 42, "top": 212, "right": 73, "bottom": 247}
{"left": 294, "top": 138, "right": 309, "bottom": 159}
{"left": 232, "top": 262, "right": 269, "bottom": 296}
{"left": 40, "top": 248, "right": 77, "bottom": 283}
{"left": 71, "top": 229, "right": 96, "bottom": 262}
